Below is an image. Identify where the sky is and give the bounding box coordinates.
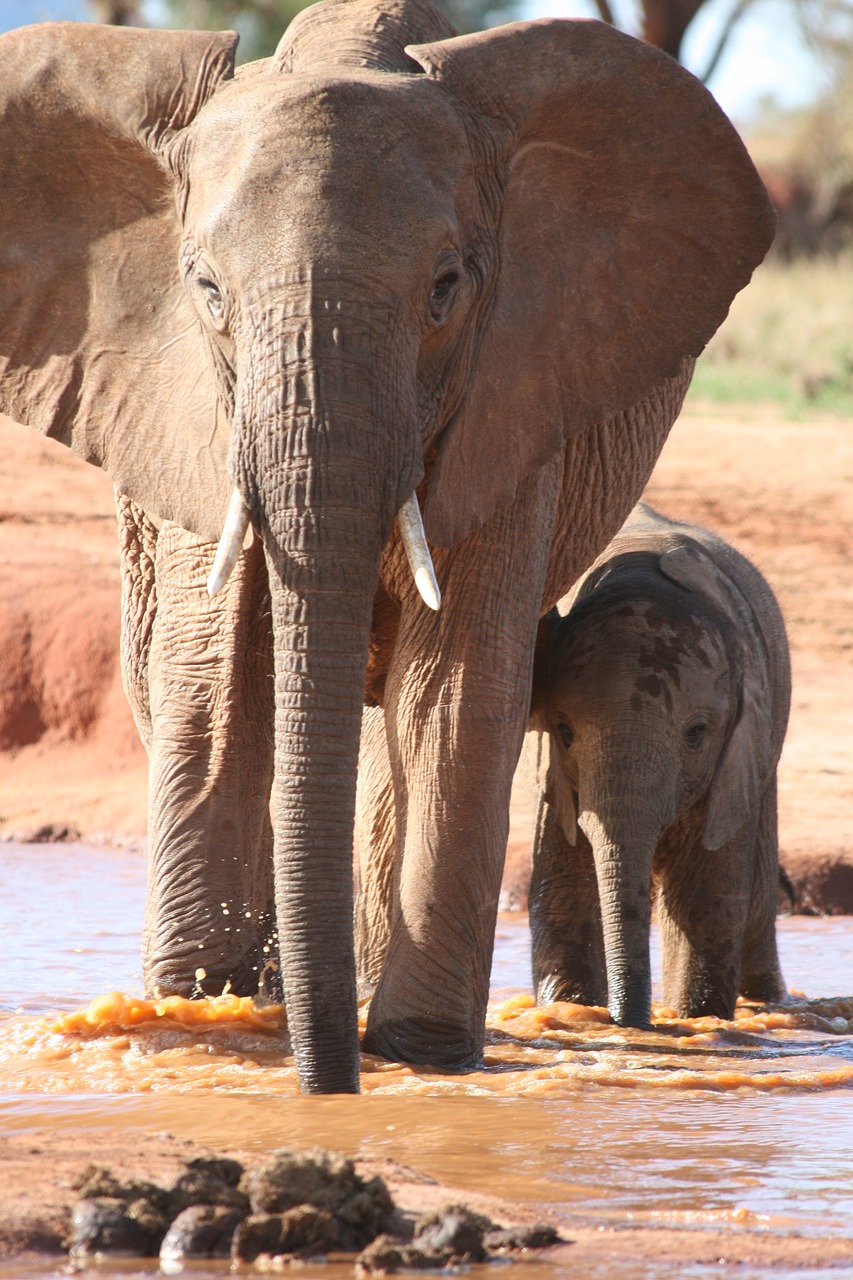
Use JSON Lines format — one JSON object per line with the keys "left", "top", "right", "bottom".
{"left": 1, "top": 0, "right": 828, "bottom": 125}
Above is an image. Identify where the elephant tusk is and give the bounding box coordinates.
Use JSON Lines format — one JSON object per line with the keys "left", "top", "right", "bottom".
{"left": 207, "top": 488, "right": 251, "bottom": 597}
{"left": 398, "top": 491, "right": 441, "bottom": 611}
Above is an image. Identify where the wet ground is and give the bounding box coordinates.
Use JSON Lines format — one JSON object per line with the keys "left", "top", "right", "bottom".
{"left": 2, "top": 844, "right": 853, "bottom": 1277}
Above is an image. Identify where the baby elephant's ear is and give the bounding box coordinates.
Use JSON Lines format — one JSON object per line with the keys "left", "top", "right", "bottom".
{"left": 659, "top": 544, "right": 775, "bottom": 851}
{"left": 0, "top": 23, "right": 237, "bottom": 540}
{"left": 407, "top": 20, "right": 775, "bottom": 549}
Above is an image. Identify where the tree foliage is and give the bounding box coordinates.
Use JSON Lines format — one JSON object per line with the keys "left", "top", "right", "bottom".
{"left": 88, "top": 0, "right": 765, "bottom": 80}
{"left": 102, "top": 0, "right": 519, "bottom": 58}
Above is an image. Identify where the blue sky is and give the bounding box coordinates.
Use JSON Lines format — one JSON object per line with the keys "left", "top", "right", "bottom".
{"left": 2, "top": 0, "right": 826, "bottom": 124}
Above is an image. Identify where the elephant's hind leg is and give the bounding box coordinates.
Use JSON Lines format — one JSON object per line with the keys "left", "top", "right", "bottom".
{"left": 739, "top": 780, "right": 787, "bottom": 1003}
{"left": 355, "top": 703, "right": 398, "bottom": 988}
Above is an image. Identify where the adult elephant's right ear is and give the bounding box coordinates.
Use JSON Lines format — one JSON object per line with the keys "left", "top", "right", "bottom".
{"left": 0, "top": 22, "right": 237, "bottom": 541}
{"left": 408, "top": 20, "right": 776, "bottom": 549}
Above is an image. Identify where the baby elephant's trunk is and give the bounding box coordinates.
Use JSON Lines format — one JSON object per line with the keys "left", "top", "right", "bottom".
{"left": 579, "top": 758, "right": 672, "bottom": 1029}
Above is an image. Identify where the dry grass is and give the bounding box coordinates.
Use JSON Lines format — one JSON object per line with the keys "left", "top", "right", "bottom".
{"left": 689, "top": 252, "right": 853, "bottom": 416}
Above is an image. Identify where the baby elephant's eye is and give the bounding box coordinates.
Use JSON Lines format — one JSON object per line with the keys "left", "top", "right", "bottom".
{"left": 683, "top": 717, "right": 709, "bottom": 751}
{"left": 556, "top": 721, "right": 574, "bottom": 750}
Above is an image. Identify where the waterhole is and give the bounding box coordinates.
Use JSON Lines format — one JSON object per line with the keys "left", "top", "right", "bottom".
{"left": 1, "top": 843, "right": 852, "bottom": 1279}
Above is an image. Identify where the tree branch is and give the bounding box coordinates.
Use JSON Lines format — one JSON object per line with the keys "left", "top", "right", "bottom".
{"left": 699, "top": 0, "right": 759, "bottom": 84}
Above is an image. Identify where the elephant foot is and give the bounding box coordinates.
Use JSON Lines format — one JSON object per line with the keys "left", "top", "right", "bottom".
{"left": 536, "top": 973, "right": 607, "bottom": 1008}
{"left": 362, "top": 1014, "right": 483, "bottom": 1073}
{"left": 678, "top": 995, "right": 737, "bottom": 1021}
{"left": 144, "top": 949, "right": 269, "bottom": 1002}
{"left": 739, "top": 970, "right": 787, "bottom": 1005}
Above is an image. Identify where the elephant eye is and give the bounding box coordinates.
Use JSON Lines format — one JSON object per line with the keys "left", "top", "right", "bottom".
{"left": 555, "top": 720, "right": 574, "bottom": 750}
{"left": 429, "top": 269, "right": 460, "bottom": 320}
{"left": 199, "top": 277, "right": 222, "bottom": 304}
{"left": 197, "top": 276, "right": 226, "bottom": 323}
{"left": 683, "top": 716, "right": 709, "bottom": 751}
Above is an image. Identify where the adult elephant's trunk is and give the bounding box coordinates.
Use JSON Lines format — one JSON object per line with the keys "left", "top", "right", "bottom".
{"left": 227, "top": 300, "right": 423, "bottom": 1093}
{"left": 578, "top": 740, "right": 672, "bottom": 1029}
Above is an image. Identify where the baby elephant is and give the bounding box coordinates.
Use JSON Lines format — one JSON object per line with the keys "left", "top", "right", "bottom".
{"left": 527, "top": 503, "right": 789, "bottom": 1026}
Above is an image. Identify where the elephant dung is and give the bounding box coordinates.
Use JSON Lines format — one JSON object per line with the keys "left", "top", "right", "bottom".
{"left": 231, "top": 1206, "right": 340, "bottom": 1263}
{"left": 160, "top": 1204, "right": 249, "bottom": 1264}
{"left": 68, "top": 1196, "right": 170, "bottom": 1258}
{"left": 245, "top": 1147, "right": 397, "bottom": 1248}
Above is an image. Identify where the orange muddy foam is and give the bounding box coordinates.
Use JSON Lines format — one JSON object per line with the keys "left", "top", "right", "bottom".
{"left": 0, "top": 989, "right": 850, "bottom": 1098}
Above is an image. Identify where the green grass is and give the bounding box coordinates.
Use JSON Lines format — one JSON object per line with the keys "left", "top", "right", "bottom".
{"left": 687, "top": 253, "right": 853, "bottom": 418}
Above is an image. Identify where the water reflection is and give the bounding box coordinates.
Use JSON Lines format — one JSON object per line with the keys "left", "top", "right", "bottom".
{"left": 4, "top": 843, "right": 853, "bottom": 1012}
{"left": 1, "top": 843, "right": 145, "bottom": 1013}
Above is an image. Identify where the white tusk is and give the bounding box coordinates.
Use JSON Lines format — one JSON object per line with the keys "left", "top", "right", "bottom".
{"left": 397, "top": 491, "right": 441, "bottom": 611}
{"left": 207, "top": 488, "right": 251, "bottom": 596}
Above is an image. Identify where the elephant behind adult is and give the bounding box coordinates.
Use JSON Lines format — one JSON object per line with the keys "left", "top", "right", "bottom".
{"left": 527, "top": 503, "right": 790, "bottom": 1025}
{"left": 0, "top": 0, "right": 774, "bottom": 1092}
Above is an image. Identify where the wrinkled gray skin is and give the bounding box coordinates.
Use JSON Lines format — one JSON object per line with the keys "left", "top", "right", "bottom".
{"left": 0, "top": 0, "right": 775, "bottom": 1091}
{"left": 527, "top": 503, "right": 789, "bottom": 1026}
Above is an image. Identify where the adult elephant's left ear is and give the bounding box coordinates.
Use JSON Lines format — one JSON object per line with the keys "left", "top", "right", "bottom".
{"left": 0, "top": 22, "right": 237, "bottom": 541}
{"left": 407, "top": 20, "right": 776, "bottom": 548}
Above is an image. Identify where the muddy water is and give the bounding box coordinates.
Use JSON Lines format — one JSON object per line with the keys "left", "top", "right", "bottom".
{"left": 2, "top": 844, "right": 853, "bottom": 1277}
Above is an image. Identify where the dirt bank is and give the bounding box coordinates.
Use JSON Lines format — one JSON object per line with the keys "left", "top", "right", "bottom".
{"left": 3, "top": 1126, "right": 853, "bottom": 1271}
{"left": 0, "top": 406, "right": 851, "bottom": 909}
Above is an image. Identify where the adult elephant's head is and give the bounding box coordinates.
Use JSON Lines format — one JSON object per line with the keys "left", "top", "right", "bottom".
{"left": 0, "top": 0, "right": 774, "bottom": 1092}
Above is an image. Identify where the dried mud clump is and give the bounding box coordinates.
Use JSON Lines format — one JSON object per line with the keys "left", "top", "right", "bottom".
{"left": 168, "top": 1165, "right": 251, "bottom": 1217}
{"left": 356, "top": 1203, "right": 564, "bottom": 1274}
{"left": 66, "top": 1149, "right": 563, "bottom": 1270}
{"left": 244, "top": 1147, "right": 397, "bottom": 1250}
{"left": 67, "top": 1159, "right": 246, "bottom": 1262}
{"left": 233, "top": 1206, "right": 341, "bottom": 1263}
{"left": 160, "top": 1205, "right": 250, "bottom": 1265}
{"left": 68, "top": 1195, "right": 170, "bottom": 1259}
{"left": 71, "top": 1163, "right": 171, "bottom": 1214}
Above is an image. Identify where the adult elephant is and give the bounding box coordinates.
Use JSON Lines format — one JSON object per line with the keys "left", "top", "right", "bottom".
{"left": 0, "top": 0, "right": 774, "bottom": 1093}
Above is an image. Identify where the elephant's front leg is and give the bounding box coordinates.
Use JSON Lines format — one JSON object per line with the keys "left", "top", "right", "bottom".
{"left": 363, "top": 465, "right": 561, "bottom": 1069}
{"left": 739, "top": 781, "right": 787, "bottom": 1003}
{"left": 657, "top": 819, "right": 759, "bottom": 1020}
{"left": 116, "top": 492, "right": 159, "bottom": 751}
{"left": 526, "top": 744, "right": 607, "bottom": 1007}
{"left": 143, "top": 523, "right": 276, "bottom": 1000}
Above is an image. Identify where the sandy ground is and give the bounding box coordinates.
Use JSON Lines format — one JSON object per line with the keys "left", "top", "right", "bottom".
{"left": 0, "top": 404, "right": 851, "bottom": 1268}
{"left": 1, "top": 405, "right": 851, "bottom": 904}
{"left": 3, "top": 1126, "right": 853, "bottom": 1270}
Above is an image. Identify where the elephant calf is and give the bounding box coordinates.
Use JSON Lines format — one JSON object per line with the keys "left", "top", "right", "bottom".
{"left": 527, "top": 502, "right": 789, "bottom": 1026}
